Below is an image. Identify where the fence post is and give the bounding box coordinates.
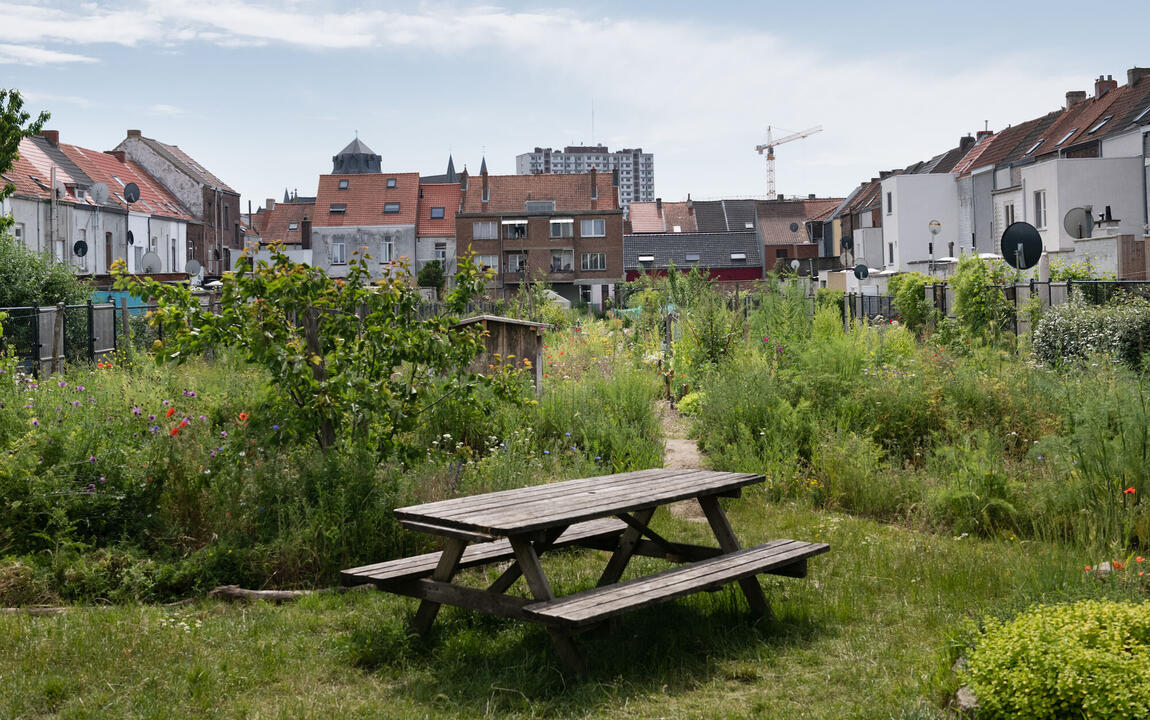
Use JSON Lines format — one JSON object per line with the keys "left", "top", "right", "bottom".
{"left": 120, "top": 298, "right": 130, "bottom": 342}
{"left": 87, "top": 300, "right": 95, "bottom": 362}
{"left": 51, "top": 302, "right": 64, "bottom": 374}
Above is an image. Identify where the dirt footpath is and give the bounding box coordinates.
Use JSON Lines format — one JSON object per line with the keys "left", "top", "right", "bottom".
{"left": 658, "top": 401, "right": 708, "bottom": 522}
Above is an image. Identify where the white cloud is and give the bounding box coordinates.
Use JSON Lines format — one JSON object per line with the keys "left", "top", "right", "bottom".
{"left": 0, "top": 42, "right": 98, "bottom": 65}
{"left": 147, "top": 104, "right": 186, "bottom": 117}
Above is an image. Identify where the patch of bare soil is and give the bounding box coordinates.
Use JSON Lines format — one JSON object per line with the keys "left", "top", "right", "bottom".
{"left": 658, "top": 401, "right": 708, "bottom": 522}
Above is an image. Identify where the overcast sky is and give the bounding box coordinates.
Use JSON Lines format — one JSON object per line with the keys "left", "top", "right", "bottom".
{"left": 5, "top": 1, "right": 1149, "bottom": 208}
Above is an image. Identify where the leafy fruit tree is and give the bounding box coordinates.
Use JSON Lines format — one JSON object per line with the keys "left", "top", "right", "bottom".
{"left": 114, "top": 247, "right": 495, "bottom": 457}
{"left": 1, "top": 89, "right": 50, "bottom": 234}
{"left": 416, "top": 259, "right": 445, "bottom": 295}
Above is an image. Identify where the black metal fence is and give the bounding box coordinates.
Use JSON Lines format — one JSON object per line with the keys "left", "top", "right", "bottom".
{"left": 845, "top": 294, "right": 900, "bottom": 322}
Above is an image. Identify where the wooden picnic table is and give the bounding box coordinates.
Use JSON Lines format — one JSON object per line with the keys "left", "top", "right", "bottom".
{"left": 342, "top": 468, "right": 828, "bottom": 674}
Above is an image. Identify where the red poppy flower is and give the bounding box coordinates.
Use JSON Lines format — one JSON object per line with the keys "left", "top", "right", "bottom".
{"left": 166, "top": 407, "right": 176, "bottom": 418}
{"left": 238, "top": 412, "right": 248, "bottom": 421}
{"left": 1085, "top": 566, "right": 1092, "bottom": 572}
{"left": 179, "top": 418, "right": 190, "bottom": 428}
{"left": 1124, "top": 487, "right": 1137, "bottom": 495}
{"left": 1114, "top": 561, "right": 1124, "bottom": 570}
{"left": 1137, "top": 557, "right": 1145, "bottom": 564}
{"left": 169, "top": 426, "right": 180, "bottom": 437}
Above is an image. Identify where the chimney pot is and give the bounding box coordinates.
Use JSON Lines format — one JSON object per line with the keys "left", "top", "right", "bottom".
{"left": 777, "top": 194, "right": 784, "bottom": 201}
{"left": 960, "top": 134, "right": 975, "bottom": 152}
{"left": 808, "top": 193, "right": 816, "bottom": 200}
{"left": 266, "top": 198, "right": 275, "bottom": 211}
{"left": 127, "top": 129, "right": 141, "bottom": 139}
{"left": 105, "top": 150, "right": 125, "bottom": 163}
{"left": 656, "top": 197, "right": 662, "bottom": 212}
{"left": 41, "top": 130, "right": 59, "bottom": 146}
{"left": 1095, "top": 74, "right": 1118, "bottom": 97}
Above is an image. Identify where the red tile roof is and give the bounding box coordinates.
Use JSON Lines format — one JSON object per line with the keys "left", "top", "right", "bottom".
{"left": 757, "top": 198, "right": 842, "bottom": 244}
{"left": 313, "top": 172, "right": 420, "bottom": 227}
{"left": 952, "top": 133, "right": 996, "bottom": 176}
{"left": 417, "top": 183, "right": 460, "bottom": 236}
{"left": 5, "top": 138, "right": 65, "bottom": 201}
{"left": 628, "top": 200, "right": 697, "bottom": 233}
{"left": 459, "top": 173, "right": 618, "bottom": 214}
{"left": 252, "top": 202, "right": 314, "bottom": 244}
{"left": 59, "top": 143, "right": 196, "bottom": 221}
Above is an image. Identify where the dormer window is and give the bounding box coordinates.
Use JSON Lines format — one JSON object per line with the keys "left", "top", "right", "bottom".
{"left": 430, "top": 206, "right": 445, "bottom": 219}
{"left": 685, "top": 253, "right": 700, "bottom": 262}
{"left": 386, "top": 178, "right": 397, "bottom": 188}
{"left": 672, "top": 225, "right": 682, "bottom": 233}
{"left": 329, "top": 203, "right": 347, "bottom": 214}
{"left": 1088, "top": 115, "right": 1113, "bottom": 134}
{"left": 338, "top": 179, "right": 349, "bottom": 190}
{"left": 112, "top": 176, "right": 125, "bottom": 187}
{"left": 730, "top": 252, "right": 747, "bottom": 262}
{"left": 384, "top": 202, "right": 400, "bottom": 213}
{"left": 638, "top": 254, "right": 655, "bottom": 263}
{"left": 744, "top": 221, "right": 754, "bottom": 229}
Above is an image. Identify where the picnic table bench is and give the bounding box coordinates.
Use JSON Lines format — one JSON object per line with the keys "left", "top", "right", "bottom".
{"left": 342, "top": 468, "right": 828, "bottom": 674}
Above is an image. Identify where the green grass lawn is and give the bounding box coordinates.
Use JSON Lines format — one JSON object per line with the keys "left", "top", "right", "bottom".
{"left": 3, "top": 496, "right": 1138, "bottom": 720}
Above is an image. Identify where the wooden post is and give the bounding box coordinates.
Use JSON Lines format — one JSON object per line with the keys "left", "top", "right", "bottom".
{"left": 120, "top": 297, "right": 130, "bottom": 341}
{"left": 409, "top": 538, "right": 467, "bottom": 635}
{"left": 510, "top": 538, "right": 587, "bottom": 676}
{"left": 51, "top": 302, "right": 65, "bottom": 374}
{"left": 698, "top": 495, "right": 771, "bottom": 619}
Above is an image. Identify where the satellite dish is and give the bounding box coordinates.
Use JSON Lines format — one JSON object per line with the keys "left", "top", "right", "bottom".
{"left": 123, "top": 183, "right": 140, "bottom": 204}
{"left": 126, "top": 230, "right": 135, "bottom": 245}
{"left": 839, "top": 250, "right": 854, "bottom": 266}
{"left": 185, "top": 259, "right": 201, "bottom": 276}
{"left": 840, "top": 236, "right": 854, "bottom": 251}
{"left": 928, "top": 219, "right": 941, "bottom": 236}
{"left": 1063, "top": 207, "right": 1094, "bottom": 240}
{"left": 73, "top": 240, "right": 88, "bottom": 257}
{"left": 53, "top": 179, "right": 67, "bottom": 199}
{"left": 140, "top": 251, "right": 162, "bottom": 274}
{"left": 853, "top": 263, "right": 869, "bottom": 280}
{"left": 90, "top": 182, "right": 109, "bottom": 205}
{"left": 789, "top": 222, "right": 800, "bottom": 233}
{"left": 1000, "top": 222, "right": 1043, "bottom": 271}
{"left": 790, "top": 259, "right": 800, "bottom": 271}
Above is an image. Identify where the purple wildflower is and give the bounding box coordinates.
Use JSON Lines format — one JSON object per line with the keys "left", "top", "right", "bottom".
{"left": 132, "top": 407, "right": 141, "bottom": 415}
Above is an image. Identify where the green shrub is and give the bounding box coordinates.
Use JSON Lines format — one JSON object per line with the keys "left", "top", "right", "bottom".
{"left": 1033, "top": 295, "right": 1150, "bottom": 369}
{"left": 963, "top": 600, "right": 1150, "bottom": 719}
{"left": 888, "top": 272, "right": 931, "bottom": 333}
{"left": 677, "top": 391, "right": 704, "bottom": 417}
{"left": 951, "top": 256, "right": 1012, "bottom": 342}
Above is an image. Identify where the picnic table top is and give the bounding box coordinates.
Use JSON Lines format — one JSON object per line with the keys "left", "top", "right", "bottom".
{"left": 394, "top": 468, "right": 763, "bottom": 537}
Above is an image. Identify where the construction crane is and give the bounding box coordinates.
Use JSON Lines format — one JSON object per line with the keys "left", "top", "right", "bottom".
{"left": 755, "top": 125, "right": 823, "bottom": 197}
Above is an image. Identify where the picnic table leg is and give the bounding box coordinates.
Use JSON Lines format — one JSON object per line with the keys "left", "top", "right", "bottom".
{"left": 596, "top": 507, "right": 656, "bottom": 587}
{"left": 409, "top": 538, "right": 467, "bottom": 634}
{"left": 697, "top": 495, "right": 773, "bottom": 619}
{"left": 510, "top": 537, "right": 588, "bottom": 676}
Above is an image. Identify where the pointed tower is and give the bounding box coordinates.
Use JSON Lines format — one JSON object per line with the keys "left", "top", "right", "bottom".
{"left": 283, "top": 188, "right": 290, "bottom": 203}
{"left": 332, "top": 138, "right": 381, "bottom": 174}
{"left": 445, "top": 155, "right": 457, "bottom": 183}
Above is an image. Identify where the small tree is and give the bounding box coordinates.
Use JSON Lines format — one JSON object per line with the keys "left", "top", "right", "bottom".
{"left": 416, "top": 259, "right": 445, "bottom": 295}
{"left": 887, "top": 271, "right": 931, "bottom": 334}
{"left": 115, "top": 247, "right": 491, "bottom": 457}
{"left": 951, "top": 255, "right": 1013, "bottom": 342}
{"left": 1, "top": 89, "right": 50, "bottom": 234}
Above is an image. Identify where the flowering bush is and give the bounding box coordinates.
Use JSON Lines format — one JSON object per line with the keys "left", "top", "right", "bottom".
{"left": 963, "top": 599, "right": 1150, "bottom": 719}
{"left": 1033, "top": 295, "right": 1150, "bottom": 369}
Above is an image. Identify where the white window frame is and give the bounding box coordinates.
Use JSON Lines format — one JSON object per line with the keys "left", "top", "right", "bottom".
{"left": 1034, "top": 190, "right": 1047, "bottom": 229}
{"left": 330, "top": 240, "right": 347, "bottom": 265}
{"left": 473, "top": 221, "right": 497, "bottom": 240}
{"left": 550, "top": 250, "right": 574, "bottom": 272}
{"left": 550, "top": 218, "right": 574, "bottom": 238}
{"left": 580, "top": 218, "right": 606, "bottom": 237}
{"left": 476, "top": 254, "right": 498, "bottom": 271}
{"left": 383, "top": 202, "right": 401, "bottom": 214}
{"left": 430, "top": 206, "right": 445, "bottom": 219}
{"left": 506, "top": 253, "right": 528, "bottom": 273}
{"left": 581, "top": 252, "right": 606, "bottom": 271}
{"left": 1004, "top": 203, "right": 1015, "bottom": 227}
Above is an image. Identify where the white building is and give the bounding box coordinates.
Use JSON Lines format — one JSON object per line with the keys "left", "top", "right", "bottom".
{"left": 880, "top": 173, "right": 962, "bottom": 273}
{"left": 515, "top": 145, "right": 654, "bottom": 212}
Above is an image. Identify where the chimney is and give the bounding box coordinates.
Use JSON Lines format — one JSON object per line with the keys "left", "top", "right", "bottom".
{"left": 40, "top": 130, "right": 59, "bottom": 146}
{"left": 611, "top": 168, "right": 619, "bottom": 187}
{"left": 976, "top": 129, "right": 994, "bottom": 141}
{"left": 1095, "top": 74, "right": 1118, "bottom": 97}
{"left": 301, "top": 214, "right": 312, "bottom": 250}
{"left": 126, "top": 129, "right": 141, "bottom": 139}
{"left": 1066, "top": 90, "right": 1087, "bottom": 109}
{"left": 808, "top": 193, "right": 816, "bottom": 200}
{"left": 687, "top": 193, "right": 693, "bottom": 216}
{"left": 590, "top": 166, "right": 598, "bottom": 209}
{"left": 266, "top": 198, "right": 275, "bottom": 212}
{"left": 105, "top": 150, "right": 126, "bottom": 163}
{"left": 656, "top": 197, "right": 662, "bottom": 213}
{"left": 1129, "top": 67, "right": 1150, "bottom": 87}
{"left": 777, "top": 194, "right": 784, "bottom": 201}
{"left": 959, "top": 134, "right": 975, "bottom": 152}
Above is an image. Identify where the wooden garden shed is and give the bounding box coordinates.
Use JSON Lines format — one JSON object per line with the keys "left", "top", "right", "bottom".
{"left": 454, "top": 315, "right": 550, "bottom": 389}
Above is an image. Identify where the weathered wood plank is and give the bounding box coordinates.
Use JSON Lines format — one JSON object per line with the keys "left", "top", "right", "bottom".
{"left": 389, "top": 579, "right": 534, "bottom": 620}
{"left": 699, "top": 495, "right": 770, "bottom": 616}
{"left": 397, "top": 519, "right": 496, "bottom": 543}
{"left": 409, "top": 538, "right": 467, "bottom": 634}
{"left": 597, "top": 508, "right": 656, "bottom": 587}
{"left": 524, "top": 541, "right": 829, "bottom": 628}
{"left": 341, "top": 517, "right": 627, "bottom": 585}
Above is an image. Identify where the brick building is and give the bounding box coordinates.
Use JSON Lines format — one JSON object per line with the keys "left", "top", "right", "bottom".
{"left": 455, "top": 163, "right": 623, "bottom": 306}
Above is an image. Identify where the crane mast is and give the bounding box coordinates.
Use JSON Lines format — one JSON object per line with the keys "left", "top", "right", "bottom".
{"left": 755, "top": 125, "right": 823, "bottom": 197}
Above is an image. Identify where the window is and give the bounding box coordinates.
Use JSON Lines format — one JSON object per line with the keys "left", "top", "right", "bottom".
{"left": 1004, "top": 203, "right": 1015, "bottom": 227}
{"left": 482, "top": 186, "right": 489, "bottom": 203}
{"left": 329, "top": 203, "right": 347, "bottom": 214}
{"left": 580, "top": 218, "right": 606, "bottom": 237}
{"left": 525, "top": 200, "right": 556, "bottom": 213}
{"left": 288, "top": 222, "right": 299, "bottom": 231}
{"left": 550, "top": 219, "right": 574, "bottom": 238}
{"left": 330, "top": 241, "right": 347, "bottom": 265}
{"left": 476, "top": 254, "right": 498, "bottom": 271}
{"left": 338, "top": 179, "right": 349, "bottom": 190}
{"left": 1087, "top": 115, "right": 1113, "bottom": 134}
{"left": 775, "top": 248, "right": 788, "bottom": 258}
{"left": 434, "top": 241, "right": 447, "bottom": 261}
{"left": 384, "top": 202, "right": 401, "bottom": 214}
{"left": 1134, "top": 105, "right": 1150, "bottom": 124}
{"left": 744, "top": 221, "right": 754, "bottom": 229}
{"left": 1056, "top": 129, "right": 1078, "bottom": 146}
{"left": 386, "top": 178, "right": 397, "bottom": 188}
{"left": 112, "top": 175, "right": 125, "bottom": 187}
{"left": 685, "top": 252, "right": 700, "bottom": 262}
{"left": 1034, "top": 190, "right": 1047, "bottom": 228}
{"left": 503, "top": 219, "right": 527, "bottom": 239}
{"left": 672, "top": 225, "right": 682, "bottom": 233}
{"left": 378, "top": 242, "right": 394, "bottom": 264}
{"left": 506, "top": 253, "right": 527, "bottom": 272}
{"left": 1024, "top": 139, "right": 1044, "bottom": 156}
{"left": 638, "top": 254, "right": 655, "bottom": 263}
{"left": 224, "top": 205, "right": 229, "bottom": 226}
{"left": 580, "top": 285, "right": 592, "bottom": 303}
{"left": 581, "top": 252, "right": 606, "bottom": 271}
{"left": 886, "top": 192, "right": 893, "bottom": 214}
{"left": 12, "top": 223, "right": 22, "bottom": 242}
{"left": 888, "top": 243, "right": 894, "bottom": 265}
{"left": 730, "top": 252, "right": 746, "bottom": 262}
{"left": 430, "top": 206, "right": 445, "bottom": 219}
{"left": 473, "top": 221, "right": 497, "bottom": 239}
{"left": 550, "top": 250, "right": 574, "bottom": 272}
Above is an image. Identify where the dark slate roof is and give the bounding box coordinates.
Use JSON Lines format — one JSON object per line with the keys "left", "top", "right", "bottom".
{"left": 623, "top": 231, "right": 762, "bottom": 270}
{"left": 338, "top": 137, "right": 376, "bottom": 156}
{"left": 421, "top": 154, "right": 459, "bottom": 184}
{"left": 692, "top": 199, "right": 758, "bottom": 232}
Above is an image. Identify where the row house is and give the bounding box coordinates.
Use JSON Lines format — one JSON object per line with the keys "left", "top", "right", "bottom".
{"left": 116, "top": 130, "right": 241, "bottom": 277}
{"left": 623, "top": 231, "right": 763, "bottom": 289}
{"left": 756, "top": 196, "right": 841, "bottom": 273}
{"left": 1, "top": 131, "right": 194, "bottom": 282}
{"left": 627, "top": 197, "right": 697, "bottom": 234}
{"left": 454, "top": 164, "right": 623, "bottom": 307}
